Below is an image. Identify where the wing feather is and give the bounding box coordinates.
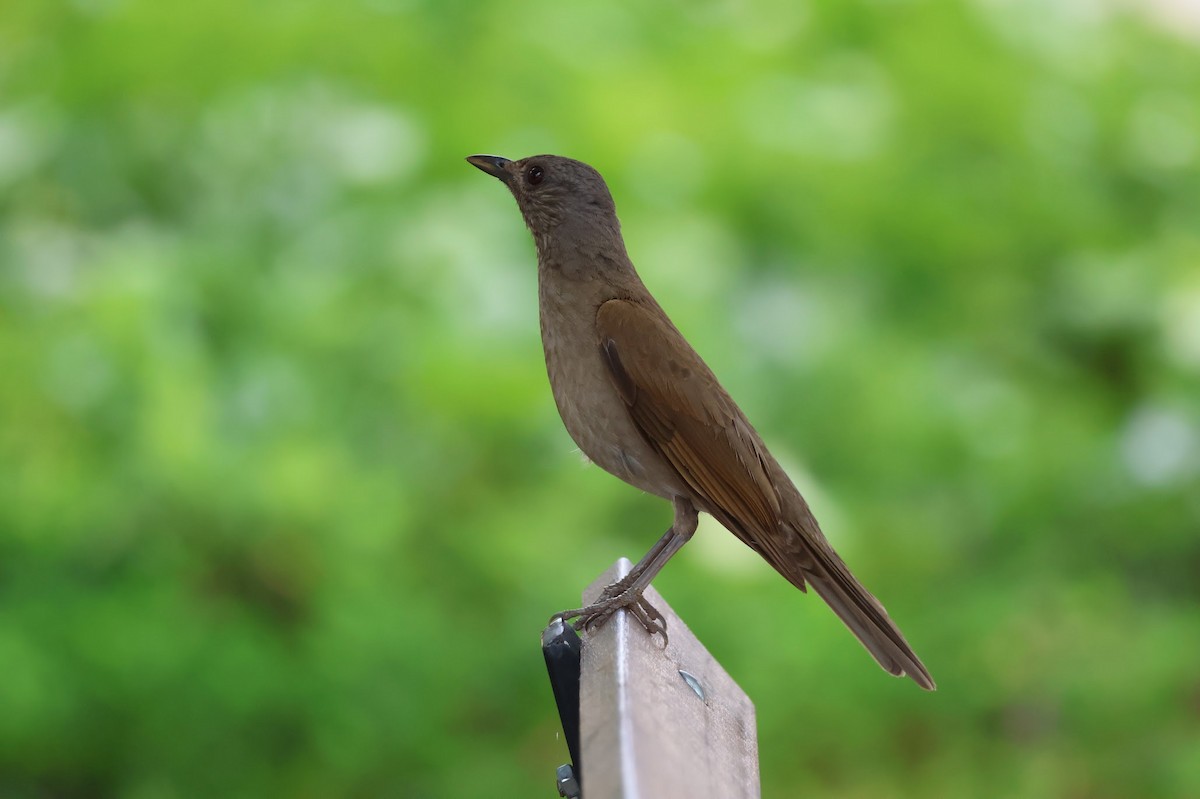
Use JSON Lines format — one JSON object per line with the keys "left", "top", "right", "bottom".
{"left": 595, "top": 297, "right": 935, "bottom": 689}
{"left": 596, "top": 299, "right": 782, "bottom": 542}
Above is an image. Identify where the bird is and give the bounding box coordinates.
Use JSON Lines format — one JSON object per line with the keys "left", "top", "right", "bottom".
{"left": 467, "top": 153, "right": 935, "bottom": 690}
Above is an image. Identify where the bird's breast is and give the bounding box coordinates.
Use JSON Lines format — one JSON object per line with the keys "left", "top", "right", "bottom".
{"left": 537, "top": 280, "right": 683, "bottom": 501}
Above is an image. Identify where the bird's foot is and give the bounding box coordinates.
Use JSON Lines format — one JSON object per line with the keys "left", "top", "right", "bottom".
{"left": 551, "top": 581, "right": 669, "bottom": 644}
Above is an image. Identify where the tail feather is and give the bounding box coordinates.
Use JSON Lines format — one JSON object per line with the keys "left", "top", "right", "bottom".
{"left": 702, "top": 484, "right": 935, "bottom": 689}
{"left": 795, "top": 525, "right": 936, "bottom": 690}
{"left": 807, "top": 563, "right": 935, "bottom": 690}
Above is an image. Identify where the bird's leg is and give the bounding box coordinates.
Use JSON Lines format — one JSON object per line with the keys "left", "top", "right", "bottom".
{"left": 552, "top": 497, "right": 699, "bottom": 643}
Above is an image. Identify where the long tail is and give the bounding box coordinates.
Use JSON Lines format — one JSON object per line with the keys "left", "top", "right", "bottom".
{"left": 787, "top": 520, "right": 936, "bottom": 690}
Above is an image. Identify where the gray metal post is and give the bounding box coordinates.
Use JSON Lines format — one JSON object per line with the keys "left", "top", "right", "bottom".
{"left": 577, "top": 558, "right": 760, "bottom": 799}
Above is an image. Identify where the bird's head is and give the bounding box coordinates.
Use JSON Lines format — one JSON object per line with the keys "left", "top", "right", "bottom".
{"left": 467, "top": 154, "right": 620, "bottom": 242}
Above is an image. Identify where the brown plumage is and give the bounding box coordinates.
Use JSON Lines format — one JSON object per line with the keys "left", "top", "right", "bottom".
{"left": 467, "top": 153, "right": 935, "bottom": 690}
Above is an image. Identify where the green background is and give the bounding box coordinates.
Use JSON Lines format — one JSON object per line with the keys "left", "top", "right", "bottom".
{"left": 2, "top": 0, "right": 1198, "bottom": 796}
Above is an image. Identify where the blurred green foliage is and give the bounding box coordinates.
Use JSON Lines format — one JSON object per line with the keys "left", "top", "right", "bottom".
{"left": 1, "top": 0, "right": 1199, "bottom": 797}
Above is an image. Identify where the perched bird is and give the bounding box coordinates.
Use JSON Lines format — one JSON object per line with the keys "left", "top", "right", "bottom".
{"left": 467, "top": 153, "right": 934, "bottom": 690}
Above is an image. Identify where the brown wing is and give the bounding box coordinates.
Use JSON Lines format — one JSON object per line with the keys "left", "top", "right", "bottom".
{"left": 597, "top": 298, "right": 936, "bottom": 689}
{"left": 595, "top": 298, "right": 795, "bottom": 568}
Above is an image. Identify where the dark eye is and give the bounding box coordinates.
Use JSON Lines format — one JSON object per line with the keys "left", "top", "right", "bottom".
{"left": 526, "top": 165, "right": 544, "bottom": 186}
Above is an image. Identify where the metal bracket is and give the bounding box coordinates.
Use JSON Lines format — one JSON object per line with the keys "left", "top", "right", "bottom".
{"left": 542, "top": 618, "right": 583, "bottom": 798}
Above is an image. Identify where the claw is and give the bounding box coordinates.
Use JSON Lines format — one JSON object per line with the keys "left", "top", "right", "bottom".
{"left": 551, "top": 583, "right": 669, "bottom": 643}
{"left": 626, "top": 597, "right": 669, "bottom": 644}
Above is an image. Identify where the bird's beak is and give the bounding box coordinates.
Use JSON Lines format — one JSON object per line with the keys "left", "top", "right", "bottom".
{"left": 466, "top": 154, "right": 514, "bottom": 184}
